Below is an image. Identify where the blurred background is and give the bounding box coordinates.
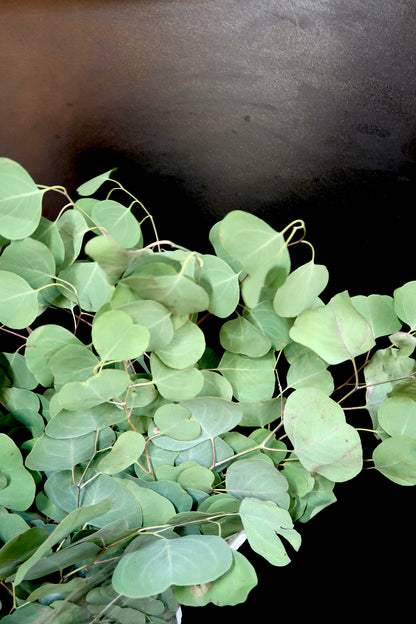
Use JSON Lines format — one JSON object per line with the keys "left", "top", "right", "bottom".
{"left": 1, "top": 1, "right": 415, "bottom": 620}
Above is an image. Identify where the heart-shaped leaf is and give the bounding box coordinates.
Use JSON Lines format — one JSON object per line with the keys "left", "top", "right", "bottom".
{"left": 154, "top": 404, "right": 201, "bottom": 441}
{"left": 92, "top": 309, "right": 150, "bottom": 362}
{"left": 112, "top": 535, "right": 233, "bottom": 598}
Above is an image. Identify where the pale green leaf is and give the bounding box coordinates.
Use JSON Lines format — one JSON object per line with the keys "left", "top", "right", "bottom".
{"left": 25, "top": 324, "right": 81, "bottom": 387}
{"left": 174, "top": 550, "right": 257, "bottom": 606}
{"left": 226, "top": 458, "right": 290, "bottom": 509}
{"left": 378, "top": 396, "right": 416, "bottom": 438}
{"left": 0, "top": 434, "right": 36, "bottom": 511}
{"left": 91, "top": 199, "right": 142, "bottom": 248}
{"left": 273, "top": 261, "right": 329, "bottom": 317}
{"left": 14, "top": 499, "right": 114, "bottom": 584}
{"left": 351, "top": 294, "right": 402, "bottom": 338}
{"left": 244, "top": 300, "right": 293, "bottom": 350}
{"left": 0, "top": 238, "right": 55, "bottom": 291}
{"left": 112, "top": 298, "right": 174, "bottom": 352}
{"left": 220, "top": 316, "right": 271, "bottom": 357}
{"left": 57, "top": 261, "right": 114, "bottom": 312}
{"left": 155, "top": 320, "right": 205, "bottom": 369}
{"left": 92, "top": 309, "right": 150, "bottom": 361}
{"left": 55, "top": 369, "right": 130, "bottom": 411}
{"left": 150, "top": 354, "right": 204, "bottom": 401}
{"left": 218, "top": 351, "right": 276, "bottom": 401}
{"left": 112, "top": 535, "right": 233, "bottom": 598}
{"left": 373, "top": 435, "right": 416, "bottom": 485}
{"left": 394, "top": 281, "right": 416, "bottom": 330}
{"left": 0, "top": 270, "right": 39, "bottom": 329}
{"left": 76, "top": 168, "right": 116, "bottom": 195}
{"left": 289, "top": 291, "right": 375, "bottom": 365}
{"left": 239, "top": 497, "right": 301, "bottom": 566}
{"left": 46, "top": 402, "right": 126, "bottom": 439}
{"left": 0, "top": 158, "right": 44, "bottom": 239}
{"left": 284, "top": 387, "right": 362, "bottom": 481}
{"left": 199, "top": 253, "right": 240, "bottom": 318}
{"left": 25, "top": 431, "right": 97, "bottom": 472}
{"left": 124, "top": 263, "right": 209, "bottom": 316}
{"left": 286, "top": 351, "right": 334, "bottom": 394}
{"left": 98, "top": 431, "right": 146, "bottom": 474}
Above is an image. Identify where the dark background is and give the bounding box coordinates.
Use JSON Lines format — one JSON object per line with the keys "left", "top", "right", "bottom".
{"left": 1, "top": 1, "right": 415, "bottom": 621}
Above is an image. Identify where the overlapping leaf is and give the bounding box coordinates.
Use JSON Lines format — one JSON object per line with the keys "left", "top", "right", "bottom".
{"left": 283, "top": 388, "right": 362, "bottom": 481}
{"left": 112, "top": 535, "right": 233, "bottom": 598}
{"left": 290, "top": 291, "right": 375, "bottom": 365}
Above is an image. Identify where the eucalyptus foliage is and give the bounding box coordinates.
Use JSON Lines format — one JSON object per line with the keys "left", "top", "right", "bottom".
{"left": 0, "top": 157, "right": 415, "bottom": 622}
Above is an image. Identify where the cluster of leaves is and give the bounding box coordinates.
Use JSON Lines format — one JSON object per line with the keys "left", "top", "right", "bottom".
{"left": 0, "top": 157, "right": 415, "bottom": 623}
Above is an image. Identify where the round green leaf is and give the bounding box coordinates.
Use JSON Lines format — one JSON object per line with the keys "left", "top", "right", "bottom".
{"left": 56, "top": 369, "right": 130, "bottom": 411}
{"left": 98, "top": 431, "right": 146, "bottom": 474}
{"left": 92, "top": 309, "right": 150, "bottom": 362}
{"left": 155, "top": 321, "right": 205, "bottom": 369}
{"left": 31, "top": 216, "right": 65, "bottom": 271}
{"left": 378, "top": 396, "right": 416, "bottom": 438}
{"left": 351, "top": 294, "right": 402, "bottom": 338}
{"left": 154, "top": 404, "right": 201, "bottom": 441}
{"left": 0, "top": 270, "right": 39, "bottom": 329}
{"left": 150, "top": 354, "right": 204, "bottom": 401}
{"left": 85, "top": 234, "right": 135, "bottom": 284}
{"left": 220, "top": 316, "right": 271, "bottom": 357}
{"left": 215, "top": 210, "right": 290, "bottom": 308}
{"left": 112, "top": 535, "right": 233, "bottom": 598}
{"left": 199, "top": 253, "right": 240, "bottom": 318}
{"left": 0, "top": 158, "right": 44, "bottom": 239}
{"left": 286, "top": 351, "right": 334, "bottom": 395}
{"left": 47, "top": 343, "right": 99, "bottom": 387}
{"left": 0, "top": 238, "right": 55, "bottom": 291}
{"left": 226, "top": 458, "right": 290, "bottom": 509}
{"left": 284, "top": 387, "right": 362, "bottom": 482}
{"left": 57, "top": 261, "right": 114, "bottom": 312}
{"left": 56, "top": 209, "right": 89, "bottom": 270}
{"left": 218, "top": 351, "right": 276, "bottom": 401}
{"left": 373, "top": 435, "right": 416, "bottom": 485}
{"left": 244, "top": 300, "right": 293, "bottom": 350}
{"left": 25, "top": 431, "right": 97, "bottom": 472}
{"left": 174, "top": 550, "right": 257, "bottom": 606}
{"left": 46, "top": 402, "right": 126, "bottom": 438}
{"left": 91, "top": 199, "right": 142, "bottom": 248}
{"left": 1, "top": 351, "right": 38, "bottom": 390}
{"left": 273, "top": 261, "right": 329, "bottom": 317}
{"left": 289, "top": 291, "right": 375, "bottom": 365}
{"left": 25, "top": 324, "right": 81, "bottom": 387}
{"left": 394, "top": 281, "right": 416, "bottom": 330}
{"left": 124, "top": 263, "right": 209, "bottom": 316}
{"left": 112, "top": 299, "right": 174, "bottom": 352}
{"left": 239, "top": 497, "right": 301, "bottom": 567}
{"left": 0, "top": 434, "right": 36, "bottom": 510}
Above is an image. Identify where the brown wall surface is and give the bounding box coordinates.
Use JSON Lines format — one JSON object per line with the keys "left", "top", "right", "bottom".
{"left": 1, "top": 2, "right": 416, "bottom": 621}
